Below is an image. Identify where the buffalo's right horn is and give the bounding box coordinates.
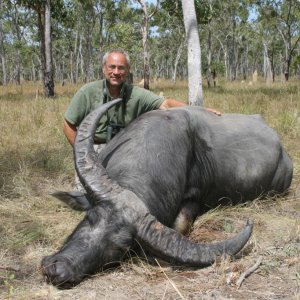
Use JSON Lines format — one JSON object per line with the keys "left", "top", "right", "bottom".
{"left": 74, "top": 98, "right": 123, "bottom": 203}
{"left": 137, "top": 214, "right": 253, "bottom": 266}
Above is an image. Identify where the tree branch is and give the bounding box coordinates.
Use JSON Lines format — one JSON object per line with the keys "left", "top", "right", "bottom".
{"left": 236, "top": 256, "right": 263, "bottom": 289}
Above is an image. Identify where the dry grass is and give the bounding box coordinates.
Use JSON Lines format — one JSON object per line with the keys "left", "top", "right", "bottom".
{"left": 0, "top": 79, "right": 299, "bottom": 299}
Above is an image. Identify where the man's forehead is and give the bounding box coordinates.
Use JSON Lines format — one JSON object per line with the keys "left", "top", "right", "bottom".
{"left": 107, "top": 53, "right": 128, "bottom": 65}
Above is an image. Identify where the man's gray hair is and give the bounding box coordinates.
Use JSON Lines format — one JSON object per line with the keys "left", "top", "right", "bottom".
{"left": 102, "top": 49, "right": 130, "bottom": 67}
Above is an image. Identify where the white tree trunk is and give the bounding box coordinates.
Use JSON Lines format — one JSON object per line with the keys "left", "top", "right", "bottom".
{"left": 172, "top": 40, "right": 184, "bottom": 83}
{"left": 263, "top": 41, "right": 273, "bottom": 85}
{"left": 181, "top": 0, "right": 203, "bottom": 106}
{"left": 44, "top": 0, "right": 54, "bottom": 97}
{"left": 137, "top": 0, "right": 159, "bottom": 90}
{"left": 0, "top": 9, "right": 7, "bottom": 85}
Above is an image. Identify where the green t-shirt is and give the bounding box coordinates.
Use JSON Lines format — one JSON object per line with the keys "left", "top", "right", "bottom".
{"left": 65, "top": 80, "right": 164, "bottom": 143}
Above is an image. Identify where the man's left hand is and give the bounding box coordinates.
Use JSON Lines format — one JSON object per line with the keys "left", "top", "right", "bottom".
{"left": 206, "top": 108, "right": 222, "bottom": 116}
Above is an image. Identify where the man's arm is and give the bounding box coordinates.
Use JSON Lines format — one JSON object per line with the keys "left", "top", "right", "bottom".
{"left": 159, "top": 98, "right": 187, "bottom": 109}
{"left": 64, "top": 120, "right": 77, "bottom": 146}
{"left": 159, "top": 98, "right": 221, "bottom": 116}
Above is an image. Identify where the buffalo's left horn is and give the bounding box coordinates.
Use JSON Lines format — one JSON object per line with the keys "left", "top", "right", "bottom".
{"left": 137, "top": 214, "right": 253, "bottom": 266}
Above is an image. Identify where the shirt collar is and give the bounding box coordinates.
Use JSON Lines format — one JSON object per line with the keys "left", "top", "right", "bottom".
{"left": 105, "top": 80, "right": 127, "bottom": 100}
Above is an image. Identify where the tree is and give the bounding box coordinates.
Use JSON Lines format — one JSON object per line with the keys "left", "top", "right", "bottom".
{"left": 0, "top": 1, "right": 7, "bottom": 85}
{"left": 137, "top": 0, "right": 159, "bottom": 90}
{"left": 13, "top": 0, "right": 58, "bottom": 96}
{"left": 155, "top": 2, "right": 186, "bottom": 82}
{"left": 2, "top": 0, "right": 300, "bottom": 85}
{"left": 195, "top": 0, "right": 223, "bottom": 86}
{"left": 263, "top": 40, "right": 273, "bottom": 84}
{"left": 9, "top": 0, "right": 25, "bottom": 84}
{"left": 44, "top": 0, "right": 54, "bottom": 97}
{"left": 277, "top": 0, "right": 300, "bottom": 80}
{"left": 181, "top": 0, "right": 203, "bottom": 105}
{"left": 257, "top": 0, "right": 300, "bottom": 81}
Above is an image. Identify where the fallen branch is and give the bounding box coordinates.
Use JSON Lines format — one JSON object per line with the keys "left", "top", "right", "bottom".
{"left": 0, "top": 266, "right": 20, "bottom": 272}
{"left": 236, "top": 256, "right": 263, "bottom": 289}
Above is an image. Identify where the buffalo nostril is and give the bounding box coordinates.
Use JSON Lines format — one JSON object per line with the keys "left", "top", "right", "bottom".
{"left": 55, "top": 261, "right": 72, "bottom": 281}
{"left": 41, "top": 258, "right": 75, "bottom": 288}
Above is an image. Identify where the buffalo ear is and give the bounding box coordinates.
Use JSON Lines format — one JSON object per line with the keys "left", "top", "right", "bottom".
{"left": 49, "top": 189, "right": 92, "bottom": 211}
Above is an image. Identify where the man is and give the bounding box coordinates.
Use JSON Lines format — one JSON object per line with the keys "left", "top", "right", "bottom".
{"left": 64, "top": 49, "right": 220, "bottom": 146}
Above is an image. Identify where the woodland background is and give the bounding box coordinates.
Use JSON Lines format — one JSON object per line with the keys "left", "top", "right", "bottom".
{"left": 1, "top": 0, "right": 300, "bottom": 93}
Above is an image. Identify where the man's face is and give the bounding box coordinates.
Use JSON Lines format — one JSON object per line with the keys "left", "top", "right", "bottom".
{"left": 103, "top": 53, "right": 129, "bottom": 87}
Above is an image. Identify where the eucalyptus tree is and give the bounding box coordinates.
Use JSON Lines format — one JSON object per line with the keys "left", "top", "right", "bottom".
{"left": 160, "top": 0, "right": 254, "bottom": 89}
{"left": 155, "top": 1, "right": 186, "bottom": 82}
{"left": 257, "top": 0, "right": 300, "bottom": 81}
{"left": 217, "top": 1, "right": 253, "bottom": 81}
{"left": 195, "top": 0, "right": 254, "bottom": 82}
{"left": 0, "top": 1, "right": 7, "bottom": 85}
{"left": 44, "top": 0, "right": 54, "bottom": 96}
{"left": 158, "top": 0, "right": 191, "bottom": 81}
{"left": 9, "top": 0, "right": 23, "bottom": 84}
{"left": 194, "top": 0, "right": 223, "bottom": 86}
{"left": 276, "top": 0, "right": 300, "bottom": 80}
{"left": 136, "top": 0, "right": 159, "bottom": 90}
{"left": 181, "top": 0, "right": 203, "bottom": 105}
{"left": 76, "top": 0, "right": 97, "bottom": 83}
{"left": 12, "top": 0, "right": 68, "bottom": 96}
{"left": 1, "top": 1, "right": 40, "bottom": 82}
{"left": 3, "top": 0, "right": 32, "bottom": 84}
{"left": 255, "top": 3, "right": 280, "bottom": 82}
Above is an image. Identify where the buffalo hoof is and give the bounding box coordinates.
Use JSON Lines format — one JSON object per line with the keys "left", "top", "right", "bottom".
{"left": 41, "top": 255, "right": 79, "bottom": 289}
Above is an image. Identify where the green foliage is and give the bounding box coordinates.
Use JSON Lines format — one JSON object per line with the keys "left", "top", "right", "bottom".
{"left": 292, "top": 54, "right": 300, "bottom": 72}
{"left": 3, "top": 272, "right": 15, "bottom": 297}
{"left": 15, "top": 0, "right": 69, "bottom": 20}
{"left": 223, "top": 221, "right": 235, "bottom": 233}
{"left": 1, "top": 0, "right": 300, "bottom": 83}
{"left": 282, "top": 244, "right": 300, "bottom": 257}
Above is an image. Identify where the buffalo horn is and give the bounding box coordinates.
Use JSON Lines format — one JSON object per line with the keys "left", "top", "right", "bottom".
{"left": 137, "top": 214, "right": 253, "bottom": 266}
{"left": 74, "top": 98, "right": 123, "bottom": 202}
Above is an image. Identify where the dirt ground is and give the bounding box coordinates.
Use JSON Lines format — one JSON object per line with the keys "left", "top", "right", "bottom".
{"left": 1, "top": 182, "right": 299, "bottom": 300}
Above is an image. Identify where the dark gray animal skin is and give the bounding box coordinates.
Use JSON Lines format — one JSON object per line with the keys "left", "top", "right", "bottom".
{"left": 42, "top": 99, "right": 293, "bottom": 289}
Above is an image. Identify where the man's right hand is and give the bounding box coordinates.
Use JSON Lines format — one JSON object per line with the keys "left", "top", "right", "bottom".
{"left": 63, "top": 120, "right": 77, "bottom": 146}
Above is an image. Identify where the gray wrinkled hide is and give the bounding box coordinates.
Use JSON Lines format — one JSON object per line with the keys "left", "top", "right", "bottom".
{"left": 97, "top": 107, "right": 292, "bottom": 227}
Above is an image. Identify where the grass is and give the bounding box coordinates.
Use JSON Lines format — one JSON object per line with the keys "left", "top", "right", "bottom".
{"left": 0, "top": 79, "right": 299, "bottom": 299}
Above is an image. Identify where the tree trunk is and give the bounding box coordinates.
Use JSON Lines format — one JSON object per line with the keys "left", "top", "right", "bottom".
{"left": 172, "top": 40, "right": 184, "bottom": 83}
{"left": 36, "top": 9, "right": 45, "bottom": 84}
{"left": 79, "top": 34, "right": 84, "bottom": 81}
{"left": 0, "top": 6, "right": 7, "bottom": 85}
{"left": 207, "top": 19, "right": 212, "bottom": 87}
{"left": 84, "top": 26, "right": 91, "bottom": 83}
{"left": 182, "top": 0, "right": 203, "bottom": 106}
{"left": 31, "top": 58, "right": 36, "bottom": 81}
{"left": 231, "top": 17, "right": 237, "bottom": 81}
{"left": 141, "top": 23, "right": 150, "bottom": 90}
{"left": 73, "top": 20, "right": 80, "bottom": 83}
{"left": 138, "top": 0, "right": 151, "bottom": 90}
{"left": 44, "top": 0, "right": 54, "bottom": 97}
{"left": 263, "top": 41, "right": 273, "bottom": 85}
{"left": 11, "top": 1, "right": 22, "bottom": 84}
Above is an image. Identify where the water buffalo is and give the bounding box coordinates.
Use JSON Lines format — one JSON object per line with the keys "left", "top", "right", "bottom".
{"left": 42, "top": 99, "right": 293, "bottom": 289}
